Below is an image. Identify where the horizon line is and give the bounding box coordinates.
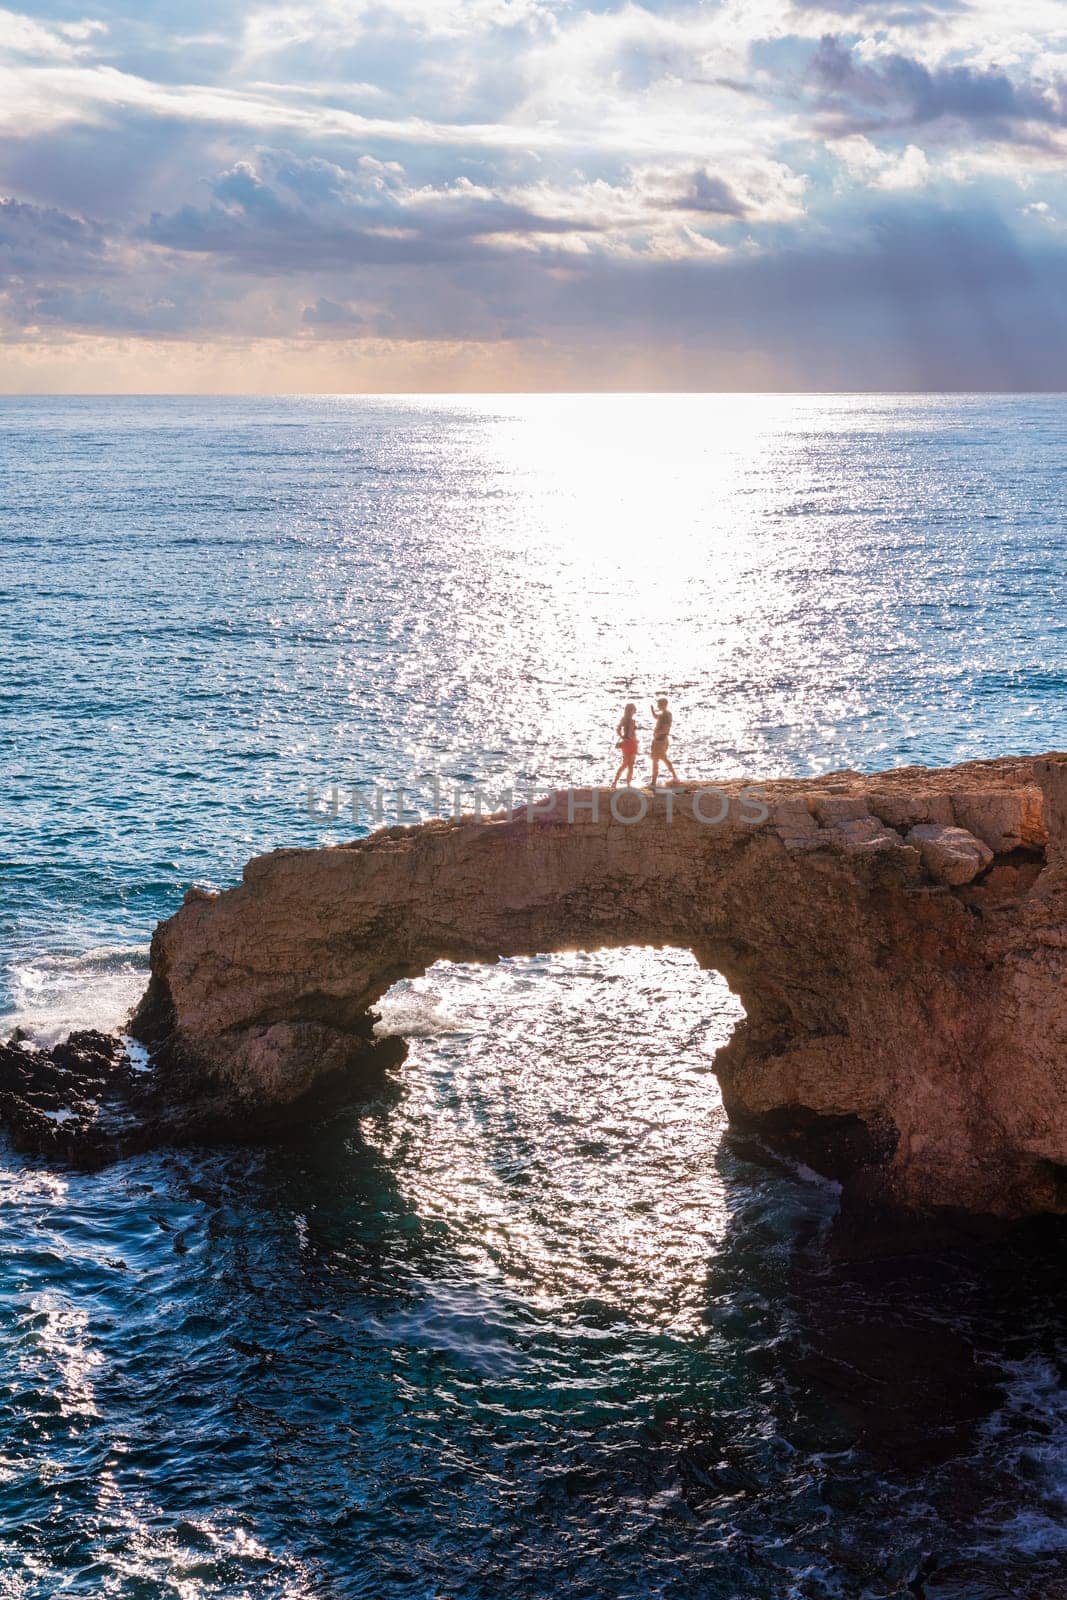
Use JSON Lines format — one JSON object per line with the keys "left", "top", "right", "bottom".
{"left": 2, "top": 388, "right": 1067, "bottom": 400}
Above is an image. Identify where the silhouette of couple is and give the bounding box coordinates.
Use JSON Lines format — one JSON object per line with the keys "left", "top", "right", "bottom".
{"left": 611, "top": 697, "right": 679, "bottom": 790}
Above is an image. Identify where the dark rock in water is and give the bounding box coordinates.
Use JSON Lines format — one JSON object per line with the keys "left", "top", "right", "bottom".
{"left": 0, "top": 1030, "right": 141, "bottom": 1168}
{"left": 0, "top": 1026, "right": 407, "bottom": 1169}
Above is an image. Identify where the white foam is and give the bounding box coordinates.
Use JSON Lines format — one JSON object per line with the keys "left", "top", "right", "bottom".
{"left": 789, "top": 1158, "right": 843, "bottom": 1196}
{"left": 123, "top": 1038, "right": 152, "bottom": 1074}
{"left": 993, "top": 1506, "right": 1067, "bottom": 1557}
{"left": 2, "top": 945, "right": 150, "bottom": 1048}
{"left": 976, "top": 1354, "right": 1067, "bottom": 1559}
{"left": 372, "top": 985, "right": 463, "bottom": 1040}
{"left": 745, "top": 1135, "right": 844, "bottom": 1196}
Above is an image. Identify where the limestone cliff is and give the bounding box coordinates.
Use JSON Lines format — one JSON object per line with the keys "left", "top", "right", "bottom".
{"left": 132, "top": 755, "right": 1067, "bottom": 1221}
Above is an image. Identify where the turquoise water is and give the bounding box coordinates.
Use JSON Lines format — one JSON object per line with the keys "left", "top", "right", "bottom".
{"left": 0, "top": 395, "right": 1065, "bottom": 1596}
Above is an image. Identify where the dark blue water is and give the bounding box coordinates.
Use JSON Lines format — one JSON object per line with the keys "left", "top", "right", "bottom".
{"left": 1, "top": 395, "right": 1065, "bottom": 1597}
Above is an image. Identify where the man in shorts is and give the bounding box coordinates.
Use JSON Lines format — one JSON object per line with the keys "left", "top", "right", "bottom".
{"left": 650, "top": 696, "right": 679, "bottom": 788}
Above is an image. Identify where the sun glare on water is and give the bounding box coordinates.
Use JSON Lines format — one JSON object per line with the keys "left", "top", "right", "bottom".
{"left": 372, "top": 946, "right": 748, "bottom": 1337}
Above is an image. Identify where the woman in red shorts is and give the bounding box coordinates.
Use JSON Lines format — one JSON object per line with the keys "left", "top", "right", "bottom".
{"left": 611, "top": 702, "right": 640, "bottom": 789}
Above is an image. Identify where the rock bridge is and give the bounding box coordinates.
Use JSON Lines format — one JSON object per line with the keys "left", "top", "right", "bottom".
{"left": 133, "top": 754, "right": 1067, "bottom": 1222}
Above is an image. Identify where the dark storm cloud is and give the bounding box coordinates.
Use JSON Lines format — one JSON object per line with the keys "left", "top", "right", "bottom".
{"left": 532, "top": 204, "right": 1067, "bottom": 388}
{"left": 811, "top": 36, "right": 1067, "bottom": 137}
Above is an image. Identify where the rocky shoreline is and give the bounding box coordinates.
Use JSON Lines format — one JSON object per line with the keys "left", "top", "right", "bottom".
{"left": 4, "top": 752, "right": 1066, "bottom": 1241}
{"left": 130, "top": 752, "right": 1067, "bottom": 1224}
{"left": 0, "top": 1029, "right": 158, "bottom": 1169}
{"left": 0, "top": 1026, "right": 406, "bottom": 1169}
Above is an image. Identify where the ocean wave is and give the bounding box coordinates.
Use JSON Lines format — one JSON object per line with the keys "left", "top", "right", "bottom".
{"left": 1, "top": 944, "right": 150, "bottom": 1047}
{"left": 368, "top": 1286, "right": 523, "bottom": 1375}
{"left": 976, "top": 1354, "right": 1067, "bottom": 1560}
{"left": 372, "top": 985, "right": 463, "bottom": 1039}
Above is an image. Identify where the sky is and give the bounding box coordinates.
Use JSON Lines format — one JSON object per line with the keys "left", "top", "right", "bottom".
{"left": 1, "top": 0, "right": 1066, "bottom": 391}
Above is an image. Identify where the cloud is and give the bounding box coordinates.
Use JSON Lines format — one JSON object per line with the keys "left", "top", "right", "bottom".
{"left": 6, "top": 177, "right": 1067, "bottom": 392}
{"left": 3, "top": 0, "right": 1067, "bottom": 384}
{"left": 301, "top": 295, "right": 366, "bottom": 328}
{"left": 511, "top": 201, "right": 1067, "bottom": 389}
{"left": 670, "top": 170, "right": 749, "bottom": 217}
{"left": 0, "top": 193, "right": 106, "bottom": 273}
{"left": 0, "top": 193, "right": 196, "bottom": 334}
{"left": 832, "top": 134, "right": 932, "bottom": 188}
{"left": 0, "top": 8, "right": 107, "bottom": 61}
{"left": 810, "top": 35, "right": 1067, "bottom": 139}
{"left": 791, "top": 0, "right": 970, "bottom": 25}
{"left": 145, "top": 152, "right": 604, "bottom": 269}
{"left": 141, "top": 148, "right": 799, "bottom": 275}
{"left": 241, "top": 0, "right": 553, "bottom": 58}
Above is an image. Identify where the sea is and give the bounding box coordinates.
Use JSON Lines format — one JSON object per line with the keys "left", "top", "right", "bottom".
{"left": 0, "top": 393, "right": 1064, "bottom": 1598}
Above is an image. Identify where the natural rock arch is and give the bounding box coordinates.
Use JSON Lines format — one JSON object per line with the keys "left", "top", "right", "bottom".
{"left": 133, "top": 755, "right": 1067, "bottom": 1221}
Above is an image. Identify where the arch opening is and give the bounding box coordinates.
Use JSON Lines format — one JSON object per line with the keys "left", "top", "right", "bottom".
{"left": 365, "top": 945, "right": 747, "bottom": 1329}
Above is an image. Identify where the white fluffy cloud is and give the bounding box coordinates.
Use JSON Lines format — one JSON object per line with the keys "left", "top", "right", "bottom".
{"left": 833, "top": 135, "right": 931, "bottom": 191}
{"left": 0, "top": 8, "right": 105, "bottom": 59}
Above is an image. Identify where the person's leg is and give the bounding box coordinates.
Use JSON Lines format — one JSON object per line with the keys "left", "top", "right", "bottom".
{"left": 625, "top": 760, "right": 635, "bottom": 785}
{"left": 611, "top": 760, "right": 625, "bottom": 790}
{"left": 656, "top": 740, "right": 677, "bottom": 782}
{"left": 650, "top": 755, "right": 660, "bottom": 787}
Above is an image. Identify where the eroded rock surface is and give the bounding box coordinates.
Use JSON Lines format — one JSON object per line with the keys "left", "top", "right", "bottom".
{"left": 131, "top": 754, "right": 1067, "bottom": 1222}
{"left": 905, "top": 823, "right": 993, "bottom": 886}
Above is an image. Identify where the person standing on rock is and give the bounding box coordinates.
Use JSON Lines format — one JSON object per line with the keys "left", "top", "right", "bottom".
{"left": 611, "top": 703, "right": 640, "bottom": 789}
{"left": 650, "top": 696, "right": 679, "bottom": 787}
